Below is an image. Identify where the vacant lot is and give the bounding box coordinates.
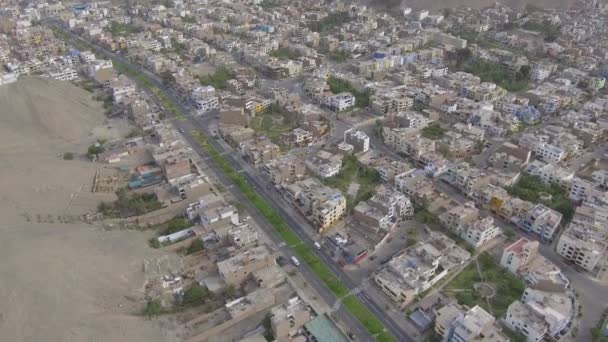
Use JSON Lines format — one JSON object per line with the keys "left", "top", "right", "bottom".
{"left": 0, "top": 224, "right": 179, "bottom": 342}
{"left": 0, "top": 77, "right": 178, "bottom": 341}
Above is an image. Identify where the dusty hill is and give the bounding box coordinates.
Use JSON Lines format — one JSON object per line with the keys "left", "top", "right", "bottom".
{"left": 0, "top": 77, "right": 179, "bottom": 342}
{"left": 0, "top": 76, "right": 106, "bottom": 154}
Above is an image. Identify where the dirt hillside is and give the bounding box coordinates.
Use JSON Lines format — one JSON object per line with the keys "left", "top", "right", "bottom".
{"left": 0, "top": 76, "right": 107, "bottom": 154}
{"left": 0, "top": 77, "right": 178, "bottom": 342}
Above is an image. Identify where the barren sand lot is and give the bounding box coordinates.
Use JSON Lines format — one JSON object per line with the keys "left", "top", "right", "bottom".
{"left": 0, "top": 77, "right": 178, "bottom": 342}
{"left": 0, "top": 224, "right": 179, "bottom": 342}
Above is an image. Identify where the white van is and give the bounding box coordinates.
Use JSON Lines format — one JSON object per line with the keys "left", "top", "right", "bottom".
{"left": 291, "top": 256, "right": 301, "bottom": 266}
{"left": 314, "top": 242, "right": 321, "bottom": 250}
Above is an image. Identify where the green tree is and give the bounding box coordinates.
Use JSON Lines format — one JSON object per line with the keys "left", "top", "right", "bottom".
{"left": 223, "top": 285, "right": 238, "bottom": 300}
{"left": 182, "top": 283, "right": 211, "bottom": 306}
{"left": 186, "top": 239, "right": 205, "bottom": 254}
{"left": 87, "top": 144, "right": 105, "bottom": 158}
{"left": 143, "top": 299, "right": 163, "bottom": 318}
{"left": 163, "top": 217, "right": 191, "bottom": 235}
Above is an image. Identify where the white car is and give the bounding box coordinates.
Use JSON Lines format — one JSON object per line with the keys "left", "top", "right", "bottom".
{"left": 291, "top": 256, "right": 301, "bottom": 266}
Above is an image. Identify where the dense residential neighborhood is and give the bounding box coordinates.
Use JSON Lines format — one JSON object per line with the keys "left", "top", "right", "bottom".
{"left": 2, "top": 0, "right": 608, "bottom": 341}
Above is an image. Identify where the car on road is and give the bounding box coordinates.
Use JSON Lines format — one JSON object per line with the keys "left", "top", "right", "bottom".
{"left": 179, "top": 128, "right": 185, "bottom": 133}
{"left": 314, "top": 242, "right": 321, "bottom": 250}
{"left": 291, "top": 256, "right": 301, "bottom": 266}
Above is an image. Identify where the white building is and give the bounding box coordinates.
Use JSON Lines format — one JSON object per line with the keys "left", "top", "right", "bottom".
{"left": 505, "top": 301, "right": 548, "bottom": 342}
{"left": 530, "top": 63, "right": 555, "bottom": 82}
{"left": 305, "top": 150, "right": 342, "bottom": 178}
{"left": 461, "top": 217, "right": 502, "bottom": 249}
{"left": 500, "top": 238, "right": 540, "bottom": 274}
{"left": 526, "top": 161, "right": 574, "bottom": 187}
{"left": 0, "top": 72, "right": 18, "bottom": 86}
{"left": 556, "top": 219, "right": 607, "bottom": 277}
{"left": 522, "top": 288, "right": 573, "bottom": 338}
{"left": 328, "top": 92, "right": 355, "bottom": 112}
{"left": 46, "top": 67, "right": 79, "bottom": 81}
{"left": 79, "top": 51, "right": 96, "bottom": 64}
{"left": 534, "top": 143, "right": 566, "bottom": 163}
{"left": 519, "top": 204, "right": 562, "bottom": 242}
{"left": 436, "top": 304, "right": 509, "bottom": 342}
{"left": 398, "top": 110, "right": 431, "bottom": 129}
{"left": 194, "top": 96, "right": 219, "bottom": 112}
{"left": 344, "top": 129, "right": 370, "bottom": 153}
{"left": 568, "top": 177, "right": 599, "bottom": 202}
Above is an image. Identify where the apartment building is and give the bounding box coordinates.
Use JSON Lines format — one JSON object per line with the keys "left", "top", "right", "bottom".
{"left": 194, "top": 96, "right": 219, "bottom": 112}
{"left": 270, "top": 297, "right": 312, "bottom": 341}
{"left": 240, "top": 137, "right": 281, "bottom": 165}
{"left": 305, "top": 150, "right": 343, "bottom": 178}
{"left": 505, "top": 301, "right": 548, "bottom": 342}
{"left": 569, "top": 177, "right": 601, "bottom": 202}
{"left": 519, "top": 204, "right": 562, "bottom": 242}
{"left": 500, "top": 238, "right": 540, "bottom": 274}
{"left": 439, "top": 202, "right": 480, "bottom": 232}
{"left": 343, "top": 129, "right": 370, "bottom": 153}
{"left": 535, "top": 143, "right": 566, "bottom": 163}
{"left": 46, "top": 67, "right": 79, "bottom": 81}
{"left": 353, "top": 184, "right": 413, "bottom": 229}
{"left": 530, "top": 62, "right": 556, "bottom": 82}
{"left": 228, "top": 224, "right": 259, "bottom": 249}
{"left": 377, "top": 160, "right": 415, "bottom": 183}
{"left": 521, "top": 288, "right": 573, "bottom": 338}
{"left": 395, "top": 174, "right": 435, "bottom": 201}
{"left": 327, "top": 92, "right": 356, "bottom": 112}
{"left": 557, "top": 219, "right": 607, "bottom": 280}
{"left": 526, "top": 161, "right": 574, "bottom": 187}
{"left": 375, "top": 233, "right": 470, "bottom": 307}
{"left": 261, "top": 154, "right": 306, "bottom": 185}
{"left": 435, "top": 303, "right": 509, "bottom": 342}
{"left": 446, "top": 162, "right": 492, "bottom": 195}
{"left": 284, "top": 178, "right": 346, "bottom": 232}
{"left": 281, "top": 128, "right": 313, "bottom": 147}
{"left": 217, "top": 245, "right": 275, "bottom": 286}
{"left": 461, "top": 217, "right": 502, "bottom": 249}
{"left": 396, "top": 110, "right": 432, "bottom": 129}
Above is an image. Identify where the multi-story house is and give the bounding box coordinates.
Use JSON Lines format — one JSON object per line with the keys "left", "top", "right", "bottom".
{"left": 240, "top": 137, "right": 281, "bottom": 165}
{"left": 461, "top": 217, "right": 502, "bottom": 249}
{"left": 557, "top": 216, "right": 608, "bottom": 280}
{"left": 439, "top": 202, "right": 480, "bottom": 232}
{"left": 217, "top": 245, "right": 275, "bottom": 286}
{"left": 344, "top": 129, "right": 370, "bottom": 153}
{"left": 500, "top": 238, "right": 540, "bottom": 274}
{"left": 505, "top": 301, "right": 549, "bottom": 342}
{"left": 435, "top": 303, "right": 509, "bottom": 342}
{"left": 519, "top": 204, "right": 562, "bottom": 242}
{"left": 305, "top": 150, "right": 343, "bottom": 179}
{"left": 284, "top": 178, "right": 346, "bottom": 232}
{"left": 261, "top": 154, "right": 306, "bottom": 185}
{"left": 375, "top": 234, "right": 470, "bottom": 307}
{"left": 353, "top": 184, "right": 413, "bottom": 229}
{"left": 327, "top": 92, "right": 356, "bottom": 112}
{"left": 535, "top": 143, "right": 566, "bottom": 163}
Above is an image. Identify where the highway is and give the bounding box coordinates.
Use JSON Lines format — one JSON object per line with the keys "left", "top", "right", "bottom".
{"left": 49, "top": 23, "right": 415, "bottom": 342}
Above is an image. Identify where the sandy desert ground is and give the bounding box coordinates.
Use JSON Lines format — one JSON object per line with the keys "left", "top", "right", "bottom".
{"left": 0, "top": 77, "right": 178, "bottom": 342}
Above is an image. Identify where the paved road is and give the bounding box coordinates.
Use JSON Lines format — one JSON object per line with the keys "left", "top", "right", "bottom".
{"left": 49, "top": 23, "right": 416, "bottom": 341}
